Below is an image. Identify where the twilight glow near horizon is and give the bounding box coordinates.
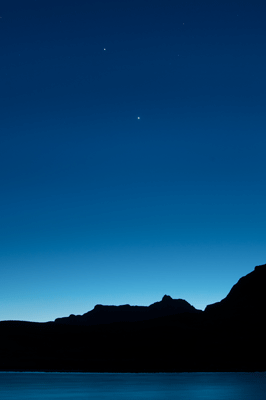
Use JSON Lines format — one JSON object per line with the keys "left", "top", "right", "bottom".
{"left": 0, "top": 0, "right": 266, "bottom": 322}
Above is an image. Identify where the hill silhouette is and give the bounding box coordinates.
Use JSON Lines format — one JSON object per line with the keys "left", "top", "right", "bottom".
{"left": 54, "top": 295, "right": 201, "bottom": 326}
{"left": 0, "top": 263, "right": 265, "bottom": 372}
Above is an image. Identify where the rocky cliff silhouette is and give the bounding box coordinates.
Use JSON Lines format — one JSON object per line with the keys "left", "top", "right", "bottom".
{"left": 0, "top": 263, "right": 265, "bottom": 372}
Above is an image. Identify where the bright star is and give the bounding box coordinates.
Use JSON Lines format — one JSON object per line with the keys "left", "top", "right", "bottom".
{"left": 137, "top": 117, "right": 140, "bottom": 119}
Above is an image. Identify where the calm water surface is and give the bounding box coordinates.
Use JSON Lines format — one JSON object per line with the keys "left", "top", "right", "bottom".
{"left": 0, "top": 372, "right": 266, "bottom": 400}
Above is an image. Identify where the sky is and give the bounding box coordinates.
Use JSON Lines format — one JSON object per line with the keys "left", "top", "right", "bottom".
{"left": 1, "top": 0, "right": 266, "bottom": 322}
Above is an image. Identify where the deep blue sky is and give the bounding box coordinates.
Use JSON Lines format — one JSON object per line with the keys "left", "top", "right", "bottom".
{"left": 1, "top": 0, "right": 266, "bottom": 322}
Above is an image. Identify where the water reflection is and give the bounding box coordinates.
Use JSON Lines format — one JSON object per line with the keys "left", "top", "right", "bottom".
{"left": 0, "top": 372, "right": 266, "bottom": 400}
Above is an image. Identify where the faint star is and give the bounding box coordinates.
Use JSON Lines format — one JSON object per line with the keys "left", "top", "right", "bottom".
{"left": 104, "top": 48, "right": 106, "bottom": 51}
{"left": 137, "top": 117, "right": 140, "bottom": 119}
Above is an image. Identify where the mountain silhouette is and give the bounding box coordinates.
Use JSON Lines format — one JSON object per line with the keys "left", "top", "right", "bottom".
{"left": 205, "top": 263, "right": 266, "bottom": 316}
{"left": 0, "top": 263, "right": 265, "bottom": 372}
{"left": 54, "top": 295, "right": 201, "bottom": 326}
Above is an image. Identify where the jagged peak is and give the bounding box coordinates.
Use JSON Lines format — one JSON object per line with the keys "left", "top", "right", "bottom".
{"left": 162, "top": 294, "right": 173, "bottom": 302}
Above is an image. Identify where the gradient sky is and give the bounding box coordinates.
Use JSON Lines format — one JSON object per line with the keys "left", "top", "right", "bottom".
{"left": 1, "top": 0, "right": 266, "bottom": 322}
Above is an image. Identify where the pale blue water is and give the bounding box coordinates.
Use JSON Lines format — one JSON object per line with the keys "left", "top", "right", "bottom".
{"left": 0, "top": 372, "right": 266, "bottom": 400}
